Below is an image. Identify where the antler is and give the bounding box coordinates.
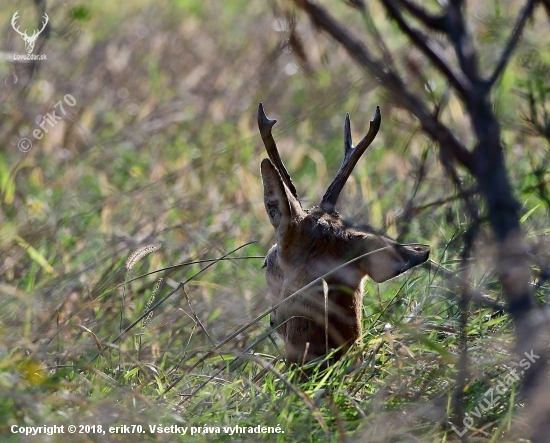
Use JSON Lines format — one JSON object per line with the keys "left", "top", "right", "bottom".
{"left": 257, "top": 103, "right": 300, "bottom": 201}
{"left": 36, "top": 13, "right": 49, "bottom": 37}
{"left": 11, "top": 11, "right": 26, "bottom": 37}
{"left": 320, "top": 106, "right": 381, "bottom": 212}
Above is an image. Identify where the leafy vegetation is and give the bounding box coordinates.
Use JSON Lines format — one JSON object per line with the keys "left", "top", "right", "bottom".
{"left": 0, "top": 0, "right": 549, "bottom": 441}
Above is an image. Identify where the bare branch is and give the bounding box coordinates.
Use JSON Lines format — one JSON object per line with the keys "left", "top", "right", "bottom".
{"left": 394, "top": 0, "right": 448, "bottom": 32}
{"left": 321, "top": 107, "right": 381, "bottom": 212}
{"left": 293, "top": 0, "right": 474, "bottom": 170}
{"left": 382, "top": 0, "right": 471, "bottom": 99}
{"left": 487, "top": 0, "right": 537, "bottom": 88}
{"left": 443, "top": 2, "right": 481, "bottom": 84}
{"left": 257, "top": 103, "right": 300, "bottom": 202}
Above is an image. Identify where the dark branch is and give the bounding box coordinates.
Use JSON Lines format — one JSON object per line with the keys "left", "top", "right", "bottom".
{"left": 445, "top": 2, "right": 480, "bottom": 84}
{"left": 321, "top": 107, "right": 381, "bottom": 212}
{"left": 487, "top": 0, "right": 537, "bottom": 88}
{"left": 382, "top": 0, "right": 470, "bottom": 99}
{"left": 257, "top": 103, "right": 300, "bottom": 202}
{"left": 394, "top": 0, "right": 448, "bottom": 32}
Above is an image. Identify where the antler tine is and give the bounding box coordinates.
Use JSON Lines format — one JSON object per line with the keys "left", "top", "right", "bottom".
{"left": 320, "top": 106, "right": 382, "bottom": 212}
{"left": 40, "top": 13, "right": 49, "bottom": 32}
{"left": 11, "top": 11, "right": 25, "bottom": 36}
{"left": 257, "top": 102, "right": 300, "bottom": 201}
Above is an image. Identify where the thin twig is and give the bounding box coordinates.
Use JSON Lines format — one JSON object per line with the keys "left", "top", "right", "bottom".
{"left": 487, "top": 0, "right": 537, "bottom": 87}
{"left": 452, "top": 224, "right": 477, "bottom": 441}
{"left": 394, "top": 0, "right": 448, "bottom": 32}
{"left": 382, "top": 0, "right": 470, "bottom": 98}
{"left": 182, "top": 286, "right": 222, "bottom": 358}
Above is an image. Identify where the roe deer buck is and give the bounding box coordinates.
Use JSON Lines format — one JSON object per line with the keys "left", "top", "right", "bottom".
{"left": 258, "top": 103, "right": 429, "bottom": 366}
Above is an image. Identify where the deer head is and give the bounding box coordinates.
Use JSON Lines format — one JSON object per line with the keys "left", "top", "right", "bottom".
{"left": 11, "top": 11, "right": 49, "bottom": 55}
{"left": 258, "top": 103, "right": 429, "bottom": 366}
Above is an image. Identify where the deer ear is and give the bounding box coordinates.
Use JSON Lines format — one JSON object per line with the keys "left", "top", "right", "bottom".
{"left": 261, "top": 158, "right": 302, "bottom": 236}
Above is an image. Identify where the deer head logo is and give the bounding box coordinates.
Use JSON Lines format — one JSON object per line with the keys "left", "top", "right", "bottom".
{"left": 11, "top": 11, "right": 49, "bottom": 55}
